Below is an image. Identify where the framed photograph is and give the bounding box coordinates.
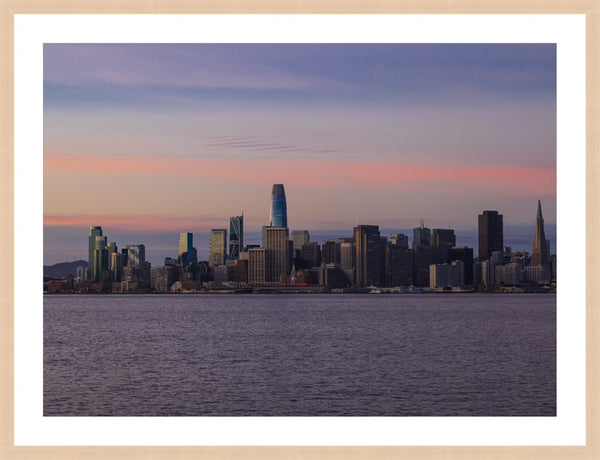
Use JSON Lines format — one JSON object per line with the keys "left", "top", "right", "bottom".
{"left": 1, "top": 3, "right": 598, "bottom": 459}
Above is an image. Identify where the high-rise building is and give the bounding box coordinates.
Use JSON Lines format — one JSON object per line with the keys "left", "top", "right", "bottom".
{"left": 447, "top": 246, "right": 474, "bottom": 286}
{"left": 291, "top": 230, "right": 310, "bottom": 258}
{"left": 478, "top": 210, "right": 503, "bottom": 261}
{"left": 432, "top": 228, "right": 456, "bottom": 262}
{"left": 389, "top": 233, "right": 409, "bottom": 249}
{"left": 209, "top": 229, "right": 227, "bottom": 267}
{"left": 88, "top": 226, "right": 103, "bottom": 278}
{"left": 265, "top": 227, "right": 290, "bottom": 283}
{"left": 385, "top": 244, "right": 414, "bottom": 286}
{"left": 126, "top": 244, "right": 146, "bottom": 268}
{"left": 229, "top": 215, "right": 244, "bottom": 260}
{"left": 532, "top": 200, "right": 550, "bottom": 266}
{"left": 92, "top": 235, "right": 107, "bottom": 282}
{"left": 301, "top": 241, "right": 321, "bottom": 268}
{"left": 412, "top": 219, "right": 431, "bottom": 250}
{"left": 354, "top": 225, "right": 384, "bottom": 288}
{"left": 322, "top": 240, "right": 341, "bottom": 265}
{"left": 340, "top": 242, "right": 356, "bottom": 285}
{"left": 248, "top": 248, "right": 266, "bottom": 285}
{"left": 179, "top": 233, "right": 196, "bottom": 266}
{"left": 269, "top": 184, "right": 287, "bottom": 227}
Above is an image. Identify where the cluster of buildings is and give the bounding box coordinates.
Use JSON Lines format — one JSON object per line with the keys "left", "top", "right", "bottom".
{"left": 60, "top": 184, "right": 555, "bottom": 294}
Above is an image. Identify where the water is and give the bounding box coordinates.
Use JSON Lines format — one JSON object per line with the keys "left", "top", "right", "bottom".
{"left": 44, "top": 293, "right": 556, "bottom": 416}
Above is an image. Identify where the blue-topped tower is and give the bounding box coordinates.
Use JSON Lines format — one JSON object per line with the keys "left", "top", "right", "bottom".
{"left": 269, "top": 184, "right": 287, "bottom": 228}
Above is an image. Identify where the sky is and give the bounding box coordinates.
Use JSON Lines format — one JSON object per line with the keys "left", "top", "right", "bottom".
{"left": 43, "top": 44, "right": 556, "bottom": 265}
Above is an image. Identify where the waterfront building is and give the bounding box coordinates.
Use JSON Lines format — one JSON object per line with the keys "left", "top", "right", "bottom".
{"left": 151, "top": 265, "right": 177, "bottom": 293}
{"left": 248, "top": 248, "right": 266, "bottom": 285}
{"left": 229, "top": 215, "right": 244, "bottom": 260}
{"left": 412, "top": 219, "right": 431, "bottom": 250}
{"left": 265, "top": 226, "right": 290, "bottom": 283}
{"left": 178, "top": 233, "right": 196, "bottom": 266}
{"left": 524, "top": 265, "right": 551, "bottom": 284}
{"left": 430, "top": 262, "right": 463, "bottom": 289}
{"left": 269, "top": 184, "right": 287, "bottom": 227}
{"left": 447, "top": 246, "right": 474, "bottom": 286}
{"left": 291, "top": 230, "right": 310, "bottom": 258}
{"left": 340, "top": 242, "right": 356, "bottom": 285}
{"left": 478, "top": 210, "right": 503, "bottom": 261}
{"left": 432, "top": 229, "right": 456, "bottom": 262}
{"left": 301, "top": 241, "right": 321, "bottom": 268}
{"left": 354, "top": 224, "right": 384, "bottom": 288}
{"left": 213, "top": 264, "right": 229, "bottom": 285}
{"left": 414, "top": 244, "right": 441, "bottom": 287}
{"left": 385, "top": 244, "right": 414, "bottom": 286}
{"left": 75, "top": 265, "right": 88, "bottom": 283}
{"left": 88, "top": 226, "right": 103, "bottom": 277}
{"left": 495, "top": 263, "right": 523, "bottom": 286}
{"left": 209, "top": 229, "right": 227, "bottom": 267}
{"left": 389, "top": 233, "right": 409, "bottom": 249}
{"left": 233, "top": 259, "right": 249, "bottom": 283}
{"left": 532, "top": 200, "right": 550, "bottom": 266}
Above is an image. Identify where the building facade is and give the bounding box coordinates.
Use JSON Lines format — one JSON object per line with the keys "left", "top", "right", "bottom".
{"left": 209, "top": 229, "right": 227, "bottom": 267}
{"left": 229, "top": 215, "right": 244, "bottom": 260}
{"left": 269, "top": 184, "right": 287, "bottom": 227}
{"left": 478, "top": 210, "right": 503, "bottom": 261}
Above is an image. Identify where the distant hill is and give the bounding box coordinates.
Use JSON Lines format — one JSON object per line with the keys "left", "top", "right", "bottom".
{"left": 44, "top": 260, "right": 88, "bottom": 278}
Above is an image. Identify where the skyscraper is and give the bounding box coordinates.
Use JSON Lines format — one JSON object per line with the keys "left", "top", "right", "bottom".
{"left": 126, "top": 244, "right": 145, "bottom": 268}
{"left": 88, "top": 226, "right": 102, "bottom": 275}
{"left": 478, "top": 210, "right": 503, "bottom": 261}
{"left": 178, "top": 232, "right": 195, "bottom": 266}
{"left": 265, "top": 227, "right": 290, "bottom": 283}
{"left": 532, "top": 200, "right": 550, "bottom": 266}
{"left": 93, "top": 235, "right": 107, "bottom": 282}
{"left": 432, "top": 228, "right": 456, "bottom": 262}
{"left": 229, "top": 215, "right": 244, "bottom": 260}
{"left": 412, "top": 219, "right": 431, "bottom": 250}
{"left": 354, "top": 224, "right": 384, "bottom": 288}
{"left": 209, "top": 229, "right": 227, "bottom": 267}
{"left": 269, "top": 184, "right": 287, "bottom": 227}
{"left": 291, "top": 230, "right": 310, "bottom": 258}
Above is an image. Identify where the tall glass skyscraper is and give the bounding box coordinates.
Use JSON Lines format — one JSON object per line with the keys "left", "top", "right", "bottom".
{"left": 88, "top": 226, "right": 103, "bottom": 273}
{"left": 269, "top": 184, "right": 287, "bottom": 228}
{"left": 229, "top": 215, "right": 244, "bottom": 260}
{"left": 178, "top": 232, "right": 194, "bottom": 266}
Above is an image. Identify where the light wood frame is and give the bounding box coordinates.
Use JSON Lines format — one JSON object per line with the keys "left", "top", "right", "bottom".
{"left": 1, "top": 1, "right": 598, "bottom": 459}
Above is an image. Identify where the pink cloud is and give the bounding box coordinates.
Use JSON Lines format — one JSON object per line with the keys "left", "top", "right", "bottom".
{"left": 45, "top": 152, "right": 556, "bottom": 196}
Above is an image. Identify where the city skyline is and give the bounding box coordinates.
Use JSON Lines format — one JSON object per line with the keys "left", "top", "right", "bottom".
{"left": 43, "top": 44, "right": 556, "bottom": 264}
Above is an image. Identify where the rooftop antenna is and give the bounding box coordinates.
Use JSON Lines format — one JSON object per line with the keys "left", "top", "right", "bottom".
{"left": 419, "top": 217, "right": 424, "bottom": 229}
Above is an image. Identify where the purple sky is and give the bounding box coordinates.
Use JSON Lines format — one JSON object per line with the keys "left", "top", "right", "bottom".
{"left": 43, "top": 44, "right": 556, "bottom": 265}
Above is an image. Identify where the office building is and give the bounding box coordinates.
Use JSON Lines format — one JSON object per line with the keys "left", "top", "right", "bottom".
{"left": 126, "top": 244, "right": 146, "bottom": 268}
{"left": 448, "top": 246, "right": 474, "bottom": 286}
{"left": 229, "top": 215, "right": 244, "bottom": 260}
{"left": 179, "top": 233, "right": 196, "bottom": 266}
{"left": 322, "top": 240, "right": 341, "bottom": 265}
{"left": 291, "top": 230, "right": 310, "bottom": 258}
{"left": 301, "top": 241, "right": 321, "bottom": 268}
{"left": 269, "top": 184, "right": 287, "bottom": 227}
{"left": 432, "top": 228, "right": 456, "bottom": 262}
{"left": 412, "top": 219, "right": 431, "bottom": 250}
{"left": 389, "top": 233, "right": 409, "bottom": 249}
{"left": 532, "top": 200, "right": 550, "bottom": 266}
{"left": 478, "top": 210, "right": 503, "bottom": 261}
{"left": 385, "top": 244, "right": 414, "bottom": 286}
{"left": 209, "top": 229, "right": 227, "bottom": 267}
{"left": 265, "top": 226, "right": 290, "bottom": 283}
{"left": 248, "top": 248, "right": 266, "bottom": 285}
{"left": 414, "top": 244, "right": 441, "bottom": 286}
{"left": 354, "top": 224, "right": 384, "bottom": 288}
{"left": 93, "top": 235, "right": 107, "bottom": 282}
{"left": 88, "top": 226, "right": 103, "bottom": 275}
{"left": 430, "top": 262, "right": 464, "bottom": 289}
{"left": 340, "top": 242, "right": 356, "bottom": 285}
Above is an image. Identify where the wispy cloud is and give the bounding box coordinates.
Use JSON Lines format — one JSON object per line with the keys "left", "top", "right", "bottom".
{"left": 205, "top": 134, "right": 339, "bottom": 157}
